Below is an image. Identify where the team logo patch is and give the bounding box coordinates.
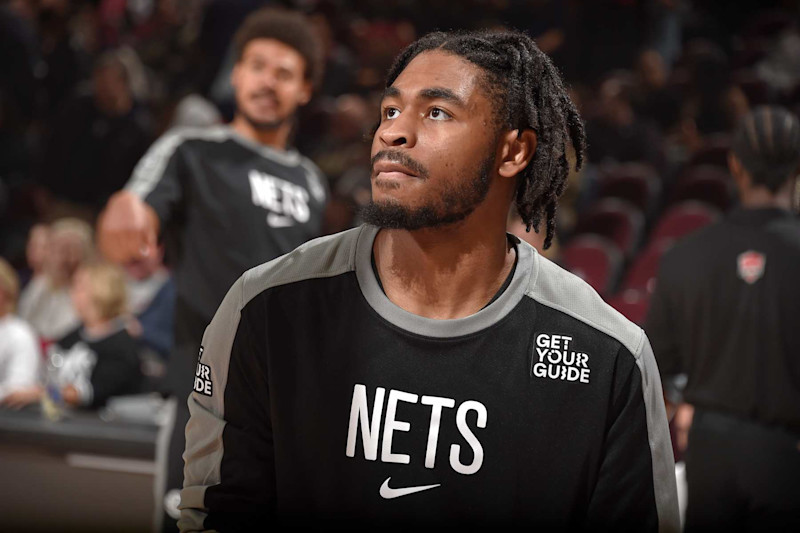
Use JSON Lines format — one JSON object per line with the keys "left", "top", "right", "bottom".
{"left": 531, "top": 333, "right": 591, "bottom": 384}
{"left": 737, "top": 251, "right": 766, "bottom": 284}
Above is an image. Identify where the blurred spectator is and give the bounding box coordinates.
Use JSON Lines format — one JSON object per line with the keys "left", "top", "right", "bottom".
{"left": 38, "top": 48, "right": 154, "bottom": 218}
{"left": 646, "top": 106, "right": 800, "bottom": 530}
{"left": 586, "top": 73, "right": 664, "bottom": 170}
{"left": 8, "top": 261, "right": 144, "bottom": 410}
{"left": 19, "top": 223, "right": 49, "bottom": 287}
{"left": 124, "top": 245, "right": 175, "bottom": 361}
{"left": 0, "top": 258, "right": 42, "bottom": 405}
{"left": 632, "top": 49, "right": 682, "bottom": 132}
{"left": 18, "top": 218, "right": 93, "bottom": 341}
{"left": 680, "top": 41, "right": 749, "bottom": 137}
{"left": 54, "top": 261, "right": 143, "bottom": 409}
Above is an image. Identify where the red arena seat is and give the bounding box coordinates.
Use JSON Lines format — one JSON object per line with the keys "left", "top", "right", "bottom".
{"left": 622, "top": 240, "right": 673, "bottom": 294}
{"left": 574, "top": 198, "right": 645, "bottom": 258}
{"left": 688, "top": 135, "right": 731, "bottom": 168}
{"left": 649, "top": 201, "right": 720, "bottom": 248}
{"left": 561, "top": 235, "right": 623, "bottom": 297}
{"left": 671, "top": 166, "right": 734, "bottom": 211}
{"left": 598, "top": 163, "right": 662, "bottom": 216}
{"left": 607, "top": 289, "right": 650, "bottom": 326}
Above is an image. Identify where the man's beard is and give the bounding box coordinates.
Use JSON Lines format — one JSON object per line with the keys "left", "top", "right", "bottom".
{"left": 240, "top": 109, "right": 286, "bottom": 131}
{"left": 359, "top": 150, "right": 494, "bottom": 231}
{"left": 239, "top": 90, "right": 287, "bottom": 131}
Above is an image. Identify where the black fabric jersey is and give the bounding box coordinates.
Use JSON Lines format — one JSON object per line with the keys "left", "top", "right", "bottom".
{"left": 125, "top": 125, "right": 328, "bottom": 323}
{"left": 180, "top": 226, "right": 679, "bottom": 531}
{"left": 56, "top": 324, "right": 143, "bottom": 409}
{"left": 646, "top": 207, "right": 800, "bottom": 431}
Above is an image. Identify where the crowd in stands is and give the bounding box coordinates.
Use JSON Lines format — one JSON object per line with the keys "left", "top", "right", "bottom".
{"left": 1, "top": 0, "right": 799, "bottom": 409}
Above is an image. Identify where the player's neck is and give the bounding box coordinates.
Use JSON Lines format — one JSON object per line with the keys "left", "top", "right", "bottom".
{"left": 231, "top": 115, "right": 292, "bottom": 151}
{"left": 740, "top": 183, "right": 792, "bottom": 210}
{"left": 372, "top": 208, "right": 515, "bottom": 320}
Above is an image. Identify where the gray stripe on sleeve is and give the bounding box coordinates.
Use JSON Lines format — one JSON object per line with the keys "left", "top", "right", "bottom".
{"left": 526, "top": 257, "right": 680, "bottom": 532}
{"left": 178, "top": 275, "right": 243, "bottom": 532}
{"left": 636, "top": 337, "right": 681, "bottom": 532}
{"left": 178, "top": 228, "right": 361, "bottom": 531}
{"left": 125, "top": 126, "right": 232, "bottom": 199}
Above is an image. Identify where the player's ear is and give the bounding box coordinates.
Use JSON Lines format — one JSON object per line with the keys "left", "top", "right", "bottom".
{"left": 498, "top": 129, "right": 537, "bottom": 179}
{"left": 230, "top": 62, "right": 241, "bottom": 91}
{"left": 297, "top": 80, "right": 313, "bottom": 106}
{"left": 728, "top": 152, "right": 750, "bottom": 190}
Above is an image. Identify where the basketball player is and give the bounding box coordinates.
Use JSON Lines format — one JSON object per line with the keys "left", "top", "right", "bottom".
{"left": 181, "top": 30, "right": 679, "bottom": 531}
{"left": 647, "top": 106, "right": 800, "bottom": 531}
{"left": 97, "top": 8, "right": 327, "bottom": 531}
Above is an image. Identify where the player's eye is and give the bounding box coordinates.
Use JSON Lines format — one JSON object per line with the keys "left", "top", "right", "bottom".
{"left": 428, "top": 107, "right": 452, "bottom": 121}
{"left": 384, "top": 107, "right": 400, "bottom": 120}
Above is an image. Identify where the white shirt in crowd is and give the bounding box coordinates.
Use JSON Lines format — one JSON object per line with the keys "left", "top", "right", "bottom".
{"left": 0, "top": 314, "right": 42, "bottom": 401}
{"left": 17, "top": 276, "right": 80, "bottom": 341}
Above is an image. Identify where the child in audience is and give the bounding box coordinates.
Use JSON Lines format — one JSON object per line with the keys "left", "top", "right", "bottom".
{"left": 0, "top": 258, "right": 42, "bottom": 405}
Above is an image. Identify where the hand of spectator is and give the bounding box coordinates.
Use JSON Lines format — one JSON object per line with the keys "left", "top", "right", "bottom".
{"left": 126, "top": 315, "right": 143, "bottom": 338}
{"left": 97, "top": 191, "right": 160, "bottom": 264}
{"left": 674, "top": 403, "right": 694, "bottom": 454}
{"left": 1, "top": 386, "right": 44, "bottom": 409}
{"left": 62, "top": 385, "right": 81, "bottom": 407}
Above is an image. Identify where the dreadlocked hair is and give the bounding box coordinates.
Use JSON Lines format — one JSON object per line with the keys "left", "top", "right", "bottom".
{"left": 384, "top": 30, "right": 586, "bottom": 249}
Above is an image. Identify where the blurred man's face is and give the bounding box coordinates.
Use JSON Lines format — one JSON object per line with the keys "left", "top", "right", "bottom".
{"left": 232, "top": 38, "right": 312, "bottom": 130}
{"left": 47, "top": 231, "right": 87, "bottom": 284}
{"left": 93, "top": 64, "right": 131, "bottom": 116}
{"left": 69, "top": 269, "right": 95, "bottom": 323}
{"left": 26, "top": 224, "right": 50, "bottom": 274}
{"left": 364, "top": 51, "right": 500, "bottom": 230}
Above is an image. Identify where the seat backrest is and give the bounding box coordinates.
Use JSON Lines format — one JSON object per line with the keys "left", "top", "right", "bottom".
{"left": 561, "top": 234, "right": 624, "bottom": 296}
{"left": 649, "top": 200, "right": 720, "bottom": 248}
{"left": 575, "top": 198, "right": 645, "bottom": 257}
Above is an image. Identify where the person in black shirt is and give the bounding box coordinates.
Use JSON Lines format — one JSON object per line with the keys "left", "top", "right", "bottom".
{"left": 96, "top": 8, "right": 327, "bottom": 531}
{"left": 181, "top": 30, "right": 679, "bottom": 531}
{"left": 646, "top": 106, "right": 800, "bottom": 531}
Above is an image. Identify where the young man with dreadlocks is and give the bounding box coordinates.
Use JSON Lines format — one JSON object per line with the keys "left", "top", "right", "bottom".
{"left": 646, "top": 106, "right": 800, "bottom": 531}
{"left": 181, "top": 30, "right": 679, "bottom": 531}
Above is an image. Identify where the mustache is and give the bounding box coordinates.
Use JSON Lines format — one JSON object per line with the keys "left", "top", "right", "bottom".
{"left": 370, "top": 150, "right": 429, "bottom": 179}
{"left": 251, "top": 89, "right": 278, "bottom": 99}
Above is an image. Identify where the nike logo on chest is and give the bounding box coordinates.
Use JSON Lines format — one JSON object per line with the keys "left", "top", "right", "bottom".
{"left": 379, "top": 477, "right": 441, "bottom": 499}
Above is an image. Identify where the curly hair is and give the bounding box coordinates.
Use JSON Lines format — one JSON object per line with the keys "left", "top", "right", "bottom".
{"left": 233, "top": 7, "right": 324, "bottom": 90}
{"left": 384, "top": 30, "right": 586, "bottom": 248}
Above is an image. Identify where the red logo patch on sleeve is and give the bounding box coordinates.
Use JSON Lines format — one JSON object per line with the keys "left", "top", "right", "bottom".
{"left": 737, "top": 251, "right": 766, "bottom": 284}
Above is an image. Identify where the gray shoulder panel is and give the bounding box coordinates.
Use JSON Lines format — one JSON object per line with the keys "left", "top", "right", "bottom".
{"left": 527, "top": 254, "right": 680, "bottom": 532}
{"left": 240, "top": 226, "right": 361, "bottom": 306}
{"left": 525, "top": 254, "right": 645, "bottom": 357}
{"left": 125, "top": 125, "right": 232, "bottom": 199}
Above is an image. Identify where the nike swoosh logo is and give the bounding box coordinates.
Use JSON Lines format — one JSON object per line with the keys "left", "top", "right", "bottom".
{"left": 266, "top": 213, "right": 295, "bottom": 228}
{"left": 379, "top": 477, "right": 441, "bottom": 499}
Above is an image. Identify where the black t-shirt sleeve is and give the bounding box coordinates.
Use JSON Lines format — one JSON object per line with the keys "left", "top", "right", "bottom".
{"left": 125, "top": 132, "right": 187, "bottom": 228}
{"left": 181, "top": 277, "right": 276, "bottom": 531}
{"left": 584, "top": 346, "right": 659, "bottom": 531}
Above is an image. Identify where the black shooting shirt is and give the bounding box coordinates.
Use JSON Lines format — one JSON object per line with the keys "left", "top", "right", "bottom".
{"left": 180, "top": 226, "right": 679, "bottom": 531}
{"left": 646, "top": 207, "right": 800, "bottom": 431}
{"left": 125, "top": 125, "right": 328, "bottom": 324}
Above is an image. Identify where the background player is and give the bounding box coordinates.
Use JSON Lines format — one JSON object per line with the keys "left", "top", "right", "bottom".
{"left": 96, "top": 8, "right": 327, "bottom": 531}
{"left": 646, "top": 106, "right": 800, "bottom": 531}
{"left": 181, "top": 29, "right": 678, "bottom": 531}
